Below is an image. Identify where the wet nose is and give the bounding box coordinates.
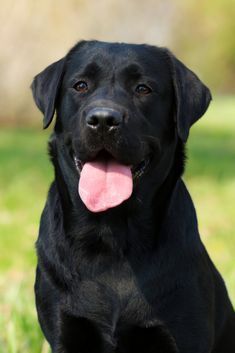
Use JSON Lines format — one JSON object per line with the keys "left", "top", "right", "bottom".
{"left": 86, "top": 108, "right": 123, "bottom": 131}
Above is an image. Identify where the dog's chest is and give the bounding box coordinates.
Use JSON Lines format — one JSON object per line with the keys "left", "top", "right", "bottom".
{"left": 75, "top": 260, "right": 153, "bottom": 327}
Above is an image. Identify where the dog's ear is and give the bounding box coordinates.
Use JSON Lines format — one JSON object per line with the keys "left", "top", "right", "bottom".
{"left": 166, "top": 51, "right": 212, "bottom": 142}
{"left": 31, "top": 58, "right": 65, "bottom": 129}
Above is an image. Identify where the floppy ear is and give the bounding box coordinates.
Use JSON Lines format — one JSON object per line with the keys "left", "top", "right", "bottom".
{"left": 167, "top": 51, "right": 212, "bottom": 142}
{"left": 31, "top": 58, "right": 65, "bottom": 129}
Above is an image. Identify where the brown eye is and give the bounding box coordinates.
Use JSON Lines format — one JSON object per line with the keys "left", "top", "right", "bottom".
{"left": 135, "top": 84, "right": 152, "bottom": 95}
{"left": 74, "top": 81, "right": 88, "bottom": 93}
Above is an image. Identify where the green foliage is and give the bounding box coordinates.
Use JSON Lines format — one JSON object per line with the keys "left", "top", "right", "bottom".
{"left": 0, "top": 129, "right": 51, "bottom": 352}
{"left": 0, "top": 276, "right": 47, "bottom": 353}
{"left": 0, "top": 97, "right": 234, "bottom": 352}
{"left": 185, "top": 97, "right": 235, "bottom": 299}
{"left": 172, "top": 0, "right": 235, "bottom": 92}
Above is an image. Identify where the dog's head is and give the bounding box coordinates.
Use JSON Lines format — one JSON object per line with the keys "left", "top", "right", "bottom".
{"left": 31, "top": 40, "right": 211, "bottom": 213}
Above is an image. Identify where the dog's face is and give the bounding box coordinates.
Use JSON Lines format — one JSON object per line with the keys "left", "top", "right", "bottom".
{"left": 31, "top": 41, "right": 211, "bottom": 212}
{"left": 58, "top": 42, "right": 174, "bottom": 165}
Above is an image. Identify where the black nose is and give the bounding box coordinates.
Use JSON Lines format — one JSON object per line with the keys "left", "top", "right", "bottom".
{"left": 86, "top": 108, "right": 123, "bottom": 130}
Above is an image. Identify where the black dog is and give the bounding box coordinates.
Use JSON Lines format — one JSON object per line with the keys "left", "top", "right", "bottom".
{"left": 31, "top": 40, "right": 235, "bottom": 353}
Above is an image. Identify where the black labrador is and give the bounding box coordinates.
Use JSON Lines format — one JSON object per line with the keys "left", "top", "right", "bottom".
{"left": 31, "top": 40, "right": 235, "bottom": 353}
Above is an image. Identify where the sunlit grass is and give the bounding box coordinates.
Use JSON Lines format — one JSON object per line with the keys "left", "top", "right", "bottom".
{"left": 0, "top": 129, "right": 52, "bottom": 352}
{"left": 0, "top": 272, "right": 48, "bottom": 353}
{"left": 184, "top": 96, "right": 235, "bottom": 302}
{"left": 0, "top": 96, "right": 234, "bottom": 352}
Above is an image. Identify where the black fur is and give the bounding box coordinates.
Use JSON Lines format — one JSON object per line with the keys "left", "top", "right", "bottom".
{"left": 32, "top": 40, "right": 235, "bottom": 353}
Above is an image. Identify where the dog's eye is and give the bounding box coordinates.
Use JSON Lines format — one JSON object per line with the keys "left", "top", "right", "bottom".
{"left": 135, "top": 84, "right": 152, "bottom": 95}
{"left": 73, "top": 81, "right": 88, "bottom": 93}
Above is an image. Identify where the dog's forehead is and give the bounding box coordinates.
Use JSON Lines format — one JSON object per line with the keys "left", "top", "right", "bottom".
{"left": 65, "top": 41, "right": 170, "bottom": 77}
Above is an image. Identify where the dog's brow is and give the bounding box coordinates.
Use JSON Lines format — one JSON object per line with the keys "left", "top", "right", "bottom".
{"left": 81, "top": 62, "right": 101, "bottom": 78}
{"left": 122, "top": 64, "right": 142, "bottom": 79}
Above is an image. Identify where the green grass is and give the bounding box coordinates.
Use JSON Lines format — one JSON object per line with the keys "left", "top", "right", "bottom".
{"left": 0, "top": 129, "right": 52, "bottom": 353}
{"left": 185, "top": 96, "right": 235, "bottom": 298}
{"left": 0, "top": 96, "right": 235, "bottom": 352}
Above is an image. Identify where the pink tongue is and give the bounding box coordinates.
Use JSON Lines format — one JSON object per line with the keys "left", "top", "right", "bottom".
{"left": 78, "top": 158, "right": 133, "bottom": 212}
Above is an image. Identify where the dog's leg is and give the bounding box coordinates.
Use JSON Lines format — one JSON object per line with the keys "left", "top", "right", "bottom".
{"left": 35, "top": 269, "right": 105, "bottom": 353}
{"left": 56, "top": 313, "right": 104, "bottom": 353}
{"left": 212, "top": 312, "right": 235, "bottom": 353}
{"left": 116, "top": 324, "right": 179, "bottom": 353}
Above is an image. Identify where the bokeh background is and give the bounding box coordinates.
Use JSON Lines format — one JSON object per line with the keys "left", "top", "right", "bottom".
{"left": 0, "top": 0, "right": 234, "bottom": 352}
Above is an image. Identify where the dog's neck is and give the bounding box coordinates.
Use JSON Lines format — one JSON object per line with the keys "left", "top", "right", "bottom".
{"left": 49, "top": 134, "right": 186, "bottom": 255}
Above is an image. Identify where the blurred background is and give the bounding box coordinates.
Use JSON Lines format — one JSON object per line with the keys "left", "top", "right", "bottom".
{"left": 0, "top": 0, "right": 234, "bottom": 352}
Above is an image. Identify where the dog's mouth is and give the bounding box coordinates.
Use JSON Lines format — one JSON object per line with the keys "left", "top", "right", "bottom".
{"left": 74, "top": 152, "right": 150, "bottom": 180}
{"left": 73, "top": 150, "right": 150, "bottom": 212}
